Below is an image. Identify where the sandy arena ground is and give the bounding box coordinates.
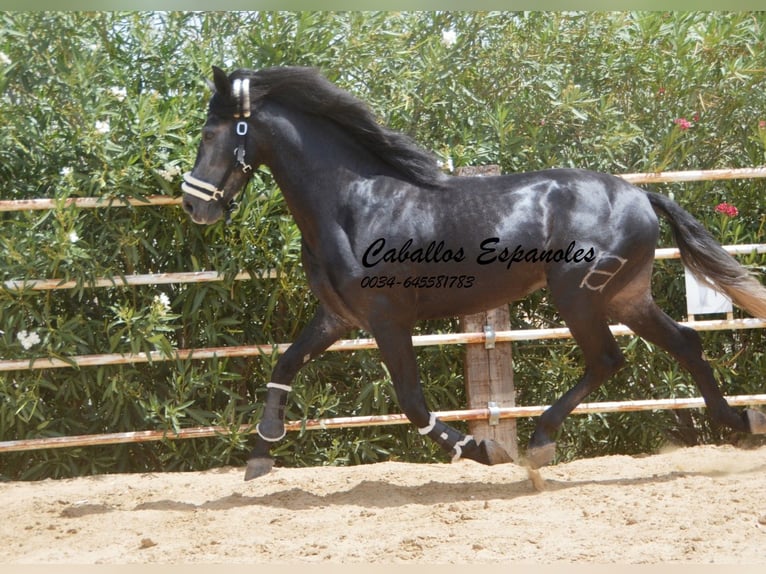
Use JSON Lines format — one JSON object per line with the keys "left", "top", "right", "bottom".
{"left": 1, "top": 444, "right": 765, "bottom": 564}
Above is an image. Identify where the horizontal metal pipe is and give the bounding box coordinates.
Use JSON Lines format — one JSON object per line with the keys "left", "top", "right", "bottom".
{"left": 4, "top": 243, "right": 765, "bottom": 292}
{"left": 0, "top": 195, "right": 182, "bottom": 212}
{"left": 2, "top": 167, "right": 765, "bottom": 213}
{"left": 3, "top": 270, "right": 277, "bottom": 292}
{"left": 1, "top": 318, "right": 765, "bottom": 373}
{"left": 2, "top": 394, "right": 765, "bottom": 453}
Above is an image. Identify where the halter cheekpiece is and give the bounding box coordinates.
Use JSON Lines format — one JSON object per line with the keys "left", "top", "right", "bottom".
{"left": 182, "top": 77, "right": 254, "bottom": 211}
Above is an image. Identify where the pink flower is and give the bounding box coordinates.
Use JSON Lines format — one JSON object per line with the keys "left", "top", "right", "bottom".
{"left": 715, "top": 202, "right": 739, "bottom": 217}
{"left": 674, "top": 117, "right": 692, "bottom": 130}
{"left": 657, "top": 87, "right": 666, "bottom": 96}
{"left": 759, "top": 120, "right": 766, "bottom": 130}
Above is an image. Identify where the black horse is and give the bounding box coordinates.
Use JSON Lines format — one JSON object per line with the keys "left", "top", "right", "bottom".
{"left": 182, "top": 66, "right": 766, "bottom": 480}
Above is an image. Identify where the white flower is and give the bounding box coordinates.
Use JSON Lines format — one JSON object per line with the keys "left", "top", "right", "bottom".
{"left": 441, "top": 29, "right": 457, "bottom": 47}
{"left": 69, "top": 231, "right": 79, "bottom": 243}
{"left": 108, "top": 86, "right": 127, "bottom": 101}
{"left": 154, "top": 293, "right": 171, "bottom": 311}
{"left": 0, "top": 52, "right": 10, "bottom": 66}
{"left": 438, "top": 157, "right": 454, "bottom": 173}
{"left": 158, "top": 165, "right": 181, "bottom": 182}
{"left": 60, "top": 166, "right": 72, "bottom": 177}
{"left": 95, "top": 120, "right": 110, "bottom": 134}
{"left": 17, "top": 330, "right": 41, "bottom": 350}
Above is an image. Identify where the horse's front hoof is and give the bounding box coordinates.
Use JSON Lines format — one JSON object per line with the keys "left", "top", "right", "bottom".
{"left": 525, "top": 441, "right": 556, "bottom": 470}
{"left": 746, "top": 409, "right": 766, "bottom": 434}
{"left": 244, "top": 457, "right": 274, "bottom": 481}
{"left": 480, "top": 439, "right": 514, "bottom": 465}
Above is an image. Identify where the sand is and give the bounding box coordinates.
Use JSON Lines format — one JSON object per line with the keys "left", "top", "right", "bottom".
{"left": 1, "top": 444, "right": 765, "bottom": 564}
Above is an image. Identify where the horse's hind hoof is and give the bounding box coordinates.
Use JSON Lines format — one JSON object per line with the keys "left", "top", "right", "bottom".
{"left": 525, "top": 442, "right": 556, "bottom": 470}
{"left": 480, "top": 439, "right": 514, "bottom": 465}
{"left": 526, "top": 467, "right": 547, "bottom": 492}
{"left": 244, "top": 457, "right": 274, "bottom": 481}
{"left": 746, "top": 409, "right": 766, "bottom": 434}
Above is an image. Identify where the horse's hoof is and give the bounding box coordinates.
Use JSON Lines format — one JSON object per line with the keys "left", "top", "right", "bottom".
{"left": 746, "top": 409, "right": 766, "bottom": 434}
{"left": 244, "top": 457, "right": 274, "bottom": 481}
{"left": 526, "top": 467, "right": 547, "bottom": 492}
{"left": 525, "top": 441, "right": 556, "bottom": 470}
{"left": 480, "top": 439, "right": 514, "bottom": 465}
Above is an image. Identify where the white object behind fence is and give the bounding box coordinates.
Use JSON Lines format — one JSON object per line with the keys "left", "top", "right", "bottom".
{"left": 683, "top": 267, "right": 734, "bottom": 321}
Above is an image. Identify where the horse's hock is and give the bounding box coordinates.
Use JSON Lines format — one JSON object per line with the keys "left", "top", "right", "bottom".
{"left": 456, "top": 165, "right": 518, "bottom": 462}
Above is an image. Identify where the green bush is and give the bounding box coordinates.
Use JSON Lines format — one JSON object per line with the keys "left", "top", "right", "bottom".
{"left": 1, "top": 12, "right": 765, "bottom": 480}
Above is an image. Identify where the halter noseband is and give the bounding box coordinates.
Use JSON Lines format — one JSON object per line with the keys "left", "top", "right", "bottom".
{"left": 182, "top": 77, "right": 254, "bottom": 217}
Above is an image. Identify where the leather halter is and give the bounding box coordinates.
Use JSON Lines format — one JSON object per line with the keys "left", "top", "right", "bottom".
{"left": 181, "top": 77, "right": 254, "bottom": 216}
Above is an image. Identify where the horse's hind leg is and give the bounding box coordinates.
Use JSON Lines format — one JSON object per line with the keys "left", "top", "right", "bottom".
{"left": 371, "top": 319, "right": 513, "bottom": 466}
{"left": 526, "top": 305, "right": 626, "bottom": 469}
{"left": 610, "top": 293, "right": 766, "bottom": 435}
{"left": 245, "top": 305, "right": 349, "bottom": 480}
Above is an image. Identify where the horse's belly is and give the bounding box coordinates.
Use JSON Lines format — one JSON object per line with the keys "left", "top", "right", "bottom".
{"left": 411, "top": 265, "right": 547, "bottom": 320}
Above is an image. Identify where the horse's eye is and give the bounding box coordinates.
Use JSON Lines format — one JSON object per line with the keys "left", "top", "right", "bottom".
{"left": 202, "top": 129, "right": 215, "bottom": 143}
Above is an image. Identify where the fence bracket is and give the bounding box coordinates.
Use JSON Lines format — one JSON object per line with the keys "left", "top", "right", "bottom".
{"left": 488, "top": 402, "right": 501, "bottom": 425}
{"left": 484, "top": 324, "right": 496, "bottom": 349}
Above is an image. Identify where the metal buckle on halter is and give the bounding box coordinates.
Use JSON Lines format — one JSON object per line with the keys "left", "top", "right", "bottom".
{"left": 234, "top": 146, "right": 253, "bottom": 174}
{"left": 235, "top": 121, "right": 253, "bottom": 173}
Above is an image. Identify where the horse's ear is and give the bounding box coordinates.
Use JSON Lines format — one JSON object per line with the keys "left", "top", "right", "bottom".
{"left": 211, "top": 66, "right": 230, "bottom": 96}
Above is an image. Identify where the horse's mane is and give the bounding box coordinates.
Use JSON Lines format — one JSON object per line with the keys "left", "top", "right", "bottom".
{"left": 212, "top": 67, "right": 447, "bottom": 189}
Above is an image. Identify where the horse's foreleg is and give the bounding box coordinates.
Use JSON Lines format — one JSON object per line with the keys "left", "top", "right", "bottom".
{"left": 372, "top": 322, "right": 513, "bottom": 466}
{"left": 245, "top": 306, "right": 349, "bottom": 481}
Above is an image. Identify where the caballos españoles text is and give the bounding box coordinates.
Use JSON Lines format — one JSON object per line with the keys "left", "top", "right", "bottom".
{"left": 361, "top": 237, "right": 597, "bottom": 270}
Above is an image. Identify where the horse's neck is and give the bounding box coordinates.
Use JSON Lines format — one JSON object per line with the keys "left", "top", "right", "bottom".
{"left": 261, "top": 105, "right": 385, "bottom": 242}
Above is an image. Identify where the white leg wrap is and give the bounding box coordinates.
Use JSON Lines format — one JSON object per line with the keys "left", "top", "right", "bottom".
{"left": 256, "top": 423, "right": 287, "bottom": 442}
{"left": 418, "top": 413, "right": 437, "bottom": 435}
{"left": 266, "top": 382, "right": 292, "bottom": 392}
{"left": 451, "top": 435, "right": 474, "bottom": 463}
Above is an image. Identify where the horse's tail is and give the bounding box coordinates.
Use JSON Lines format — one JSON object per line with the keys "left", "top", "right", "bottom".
{"left": 647, "top": 191, "right": 766, "bottom": 319}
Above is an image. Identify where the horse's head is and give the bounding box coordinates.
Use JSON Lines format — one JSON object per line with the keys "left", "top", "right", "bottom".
{"left": 182, "top": 66, "right": 260, "bottom": 225}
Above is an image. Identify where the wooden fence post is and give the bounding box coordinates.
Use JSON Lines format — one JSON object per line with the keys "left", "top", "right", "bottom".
{"left": 456, "top": 165, "right": 519, "bottom": 461}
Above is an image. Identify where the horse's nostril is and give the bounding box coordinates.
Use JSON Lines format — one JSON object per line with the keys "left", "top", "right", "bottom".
{"left": 182, "top": 198, "right": 194, "bottom": 215}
